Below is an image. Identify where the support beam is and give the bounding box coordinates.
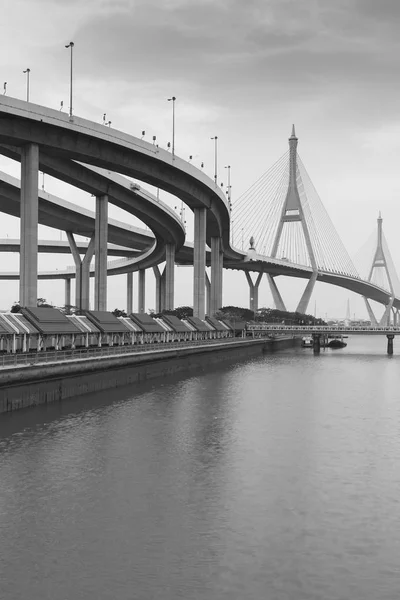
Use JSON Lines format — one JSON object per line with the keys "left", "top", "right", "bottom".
{"left": 153, "top": 266, "right": 162, "bottom": 313}
{"left": 245, "top": 271, "right": 263, "bottom": 314}
{"left": 67, "top": 231, "right": 95, "bottom": 311}
{"left": 296, "top": 271, "right": 318, "bottom": 315}
{"left": 64, "top": 278, "right": 71, "bottom": 309}
{"left": 379, "top": 298, "right": 394, "bottom": 327}
{"left": 20, "top": 143, "right": 39, "bottom": 307}
{"left": 210, "top": 237, "right": 223, "bottom": 316}
{"left": 312, "top": 333, "right": 321, "bottom": 354}
{"left": 205, "top": 270, "right": 211, "bottom": 316}
{"left": 266, "top": 274, "right": 286, "bottom": 312}
{"left": 363, "top": 297, "right": 378, "bottom": 326}
{"left": 193, "top": 207, "right": 207, "bottom": 319}
{"left": 126, "top": 271, "right": 133, "bottom": 314}
{"left": 138, "top": 269, "right": 146, "bottom": 313}
{"left": 387, "top": 334, "right": 394, "bottom": 355}
{"left": 94, "top": 194, "right": 108, "bottom": 311}
{"left": 165, "top": 243, "right": 175, "bottom": 310}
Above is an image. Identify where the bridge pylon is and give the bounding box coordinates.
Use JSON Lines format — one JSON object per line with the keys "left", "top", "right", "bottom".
{"left": 270, "top": 126, "right": 318, "bottom": 314}
{"left": 363, "top": 214, "right": 394, "bottom": 326}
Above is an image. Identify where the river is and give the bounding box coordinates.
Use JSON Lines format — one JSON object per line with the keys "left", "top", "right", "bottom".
{"left": 1, "top": 336, "right": 399, "bottom": 599}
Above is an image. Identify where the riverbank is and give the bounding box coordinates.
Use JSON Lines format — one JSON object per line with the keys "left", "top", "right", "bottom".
{"left": 0, "top": 336, "right": 297, "bottom": 413}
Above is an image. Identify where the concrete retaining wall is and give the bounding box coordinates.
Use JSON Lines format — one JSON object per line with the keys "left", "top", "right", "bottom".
{"left": 0, "top": 337, "right": 297, "bottom": 414}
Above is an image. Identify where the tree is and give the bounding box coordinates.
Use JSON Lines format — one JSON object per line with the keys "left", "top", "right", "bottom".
{"left": 112, "top": 308, "right": 127, "bottom": 318}
{"left": 10, "top": 298, "right": 53, "bottom": 313}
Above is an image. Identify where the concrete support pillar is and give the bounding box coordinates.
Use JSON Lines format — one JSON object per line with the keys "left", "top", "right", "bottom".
{"left": 95, "top": 195, "right": 108, "bottom": 311}
{"left": 210, "top": 237, "right": 223, "bottom": 316}
{"left": 138, "top": 269, "right": 146, "bottom": 313}
{"left": 126, "top": 271, "right": 133, "bottom": 314}
{"left": 266, "top": 274, "right": 286, "bottom": 312}
{"left": 296, "top": 271, "right": 318, "bottom": 315}
{"left": 20, "top": 143, "right": 39, "bottom": 307}
{"left": 67, "top": 232, "right": 95, "bottom": 311}
{"left": 394, "top": 309, "right": 398, "bottom": 327}
{"left": 312, "top": 333, "right": 321, "bottom": 354}
{"left": 245, "top": 271, "right": 263, "bottom": 314}
{"left": 193, "top": 207, "right": 207, "bottom": 319}
{"left": 205, "top": 271, "right": 211, "bottom": 316}
{"left": 165, "top": 243, "right": 175, "bottom": 310}
{"left": 380, "top": 298, "right": 394, "bottom": 326}
{"left": 153, "top": 266, "right": 162, "bottom": 313}
{"left": 64, "top": 278, "right": 71, "bottom": 309}
{"left": 363, "top": 297, "right": 378, "bottom": 326}
{"left": 387, "top": 334, "right": 394, "bottom": 355}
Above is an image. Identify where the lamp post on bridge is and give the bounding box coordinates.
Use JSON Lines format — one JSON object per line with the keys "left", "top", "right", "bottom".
{"left": 65, "top": 41, "right": 74, "bottom": 117}
{"left": 23, "top": 68, "right": 30, "bottom": 102}
{"left": 211, "top": 136, "right": 218, "bottom": 186}
{"left": 167, "top": 96, "right": 176, "bottom": 159}
{"left": 225, "top": 164, "right": 232, "bottom": 209}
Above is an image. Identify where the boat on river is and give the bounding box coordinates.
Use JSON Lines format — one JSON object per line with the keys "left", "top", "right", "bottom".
{"left": 301, "top": 336, "right": 313, "bottom": 348}
{"left": 327, "top": 336, "right": 347, "bottom": 349}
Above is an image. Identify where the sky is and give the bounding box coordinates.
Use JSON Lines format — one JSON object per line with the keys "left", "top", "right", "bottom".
{"left": 1, "top": 0, "right": 400, "bottom": 319}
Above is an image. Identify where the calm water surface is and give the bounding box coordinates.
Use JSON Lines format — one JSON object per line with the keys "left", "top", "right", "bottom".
{"left": 1, "top": 336, "right": 400, "bottom": 599}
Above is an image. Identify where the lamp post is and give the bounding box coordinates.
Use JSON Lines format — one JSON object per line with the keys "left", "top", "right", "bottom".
{"left": 211, "top": 136, "right": 218, "bottom": 185}
{"left": 224, "top": 164, "right": 231, "bottom": 208}
{"left": 23, "top": 68, "right": 30, "bottom": 102}
{"left": 65, "top": 41, "right": 74, "bottom": 117}
{"left": 167, "top": 96, "right": 176, "bottom": 158}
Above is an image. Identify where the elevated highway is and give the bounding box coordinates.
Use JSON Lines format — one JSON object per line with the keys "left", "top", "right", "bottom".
{"left": 0, "top": 96, "right": 398, "bottom": 318}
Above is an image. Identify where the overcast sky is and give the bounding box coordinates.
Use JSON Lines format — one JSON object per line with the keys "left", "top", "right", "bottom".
{"left": 1, "top": 0, "right": 400, "bottom": 318}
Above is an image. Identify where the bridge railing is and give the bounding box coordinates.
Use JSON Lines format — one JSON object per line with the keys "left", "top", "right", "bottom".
{"left": 247, "top": 324, "right": 400, "bottom": 333}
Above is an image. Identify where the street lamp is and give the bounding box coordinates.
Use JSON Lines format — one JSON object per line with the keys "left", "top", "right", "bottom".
{"left": 167, "top": 96, "right": 176, "bottom": 158}
{"left": 65, "top": 41, "right": 74, "bottom": 117}
{"left": 224, "top": 165, "right": 231, "bottom": 208}
{"left": 23, "top": 68, "right": 30, "bottom": 102}
{"left": 211, "top": 136, "right": 218, "bottom": 185}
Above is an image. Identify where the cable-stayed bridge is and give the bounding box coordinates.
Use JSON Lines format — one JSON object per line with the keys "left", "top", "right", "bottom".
{"left": 226, "top": 126, "right": 400, "bottom": 323}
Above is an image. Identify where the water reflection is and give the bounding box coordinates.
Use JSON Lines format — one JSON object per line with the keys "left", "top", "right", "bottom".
{"left": 1, "top": 338, "right": 400, "bottom": 599}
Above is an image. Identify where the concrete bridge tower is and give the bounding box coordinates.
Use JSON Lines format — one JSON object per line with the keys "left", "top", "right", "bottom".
{"left": 269, "top": 126, "right": 318, "bottom": 314}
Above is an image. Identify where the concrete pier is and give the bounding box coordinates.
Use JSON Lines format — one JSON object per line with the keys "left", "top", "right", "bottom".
{"left": 205, "top": 271, "right": 211, "bottom": 316}
{"left": 94, "top": 195, "right": 108, "bottom": 311}
{"left": 245, "top": 271, "right": 263, "bottom": 313}
{"left": 387, "top": 334, "right": 394, "bottom": 355}
{"left": 126, "top": 271, "right": 133, "bottom": 314}
{"left": 165, "top": 243, "right": 175, "bottom": 310}
{"left": 193, "top": 207, "right": 207, "bottom": 319}
{"left": 20, "top": 143, "right": 39, "bottom": 307}
{"left": 266, "top": 274, "right": 286, "bottom": 311}
{"left": 138, "top": 269, "right": 146, "bottom": 313}
{"left": 64, "top": 278, "right": 71, "bottom": 308}
{"left": 67, "top": 232, "right": 95, "bottom": 310}
{"left": 312, "top": 333, "right": 321, "bottom": 354}
{"left": 210, "top": 236, "right": 223, "bottom": 316}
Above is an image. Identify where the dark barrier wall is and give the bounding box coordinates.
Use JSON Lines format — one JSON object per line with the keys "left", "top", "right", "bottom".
{"left": 0, "top": 337, "right": 298, "bottom": 414}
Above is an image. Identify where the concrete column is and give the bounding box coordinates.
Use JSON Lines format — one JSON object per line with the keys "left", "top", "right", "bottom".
{"left": 193, "top": 207, "right": 207, "bottom": 319}
{"left": 20, "top": 143, "right": 39, "bottom": 307}
{"left": 296, "top": 272, "right": 318, "bottom": 314}
{"left": 126, "top": 271, "right": 133, "bottom": 314}
{"left": 266, "top": 274, "right": 286, "bottom": 312}
{"left": 165, "top": 243, "right": 175, "bottom": 310}
{"left": 245, "top": 271, "right": 263, "bottom": 313}
{"left": 210, "top": 237, "right": 223, "bottom": 316}
{"left": 64, "top": 278, "right": 71, "bottom": 308}
{"left": 363, "top": 297, "right": 378, "bottom": 326}
{"left": 67, "top": 232, "right": 95, "bottom": 311}
{"left": 205, "top": 270, "right": 211, "bottom": 316}
{"left": 153, "top": 266, "right": 162, "bottom": 313}
{"left": 312, "top": 333, "right": 321, "bottom": 354}
{"left": 138, "top": 269, "right": 146, "bottom": 313}
{"left": 95, "top": 195, "right": 108, "bottom": 311}
{"left": 387, "top": 334, "right": 394, "bottom": 355}
{"left": 161, "top": 268, "right": 166, "bottom": 312}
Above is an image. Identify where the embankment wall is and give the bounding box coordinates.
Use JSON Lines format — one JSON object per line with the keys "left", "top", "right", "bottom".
{"left": 0, "top": 337, "right": 297, "bottom": 414}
